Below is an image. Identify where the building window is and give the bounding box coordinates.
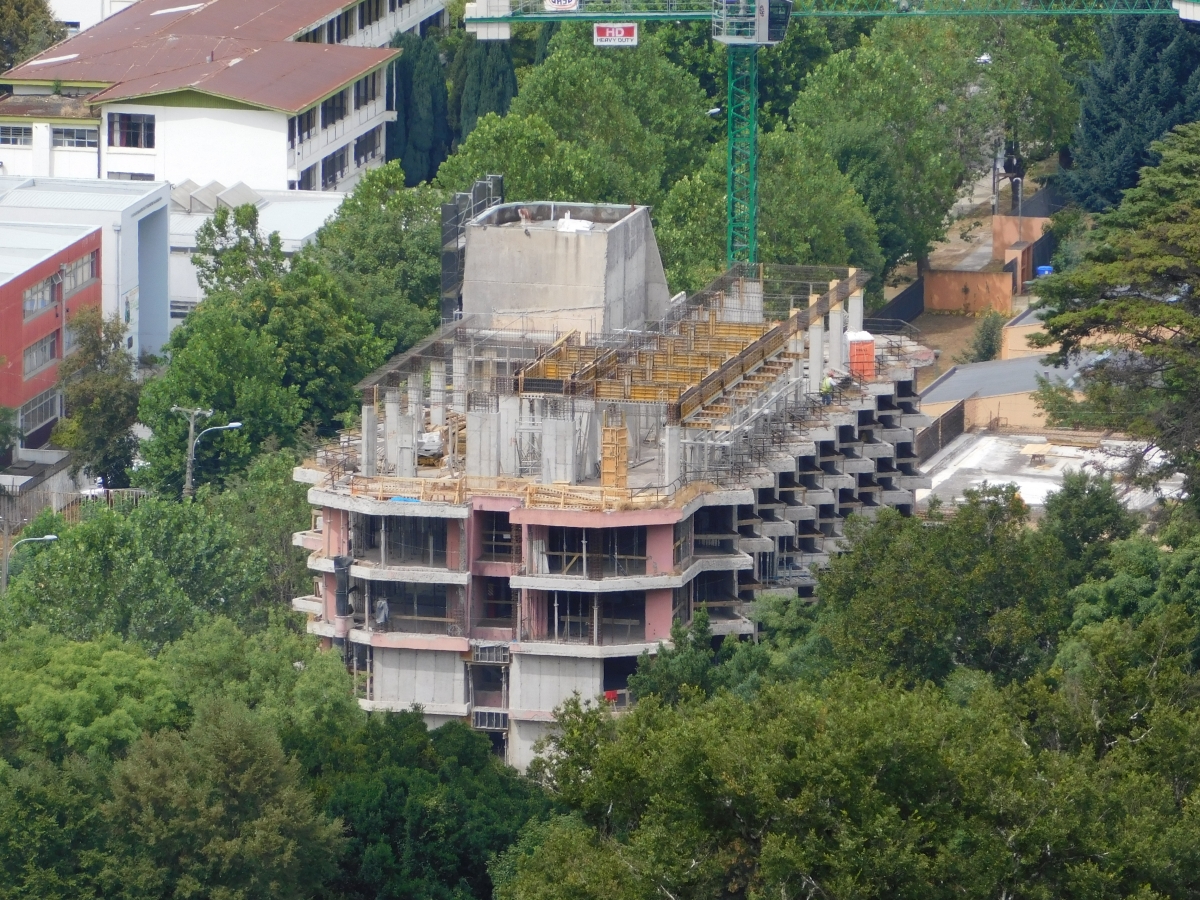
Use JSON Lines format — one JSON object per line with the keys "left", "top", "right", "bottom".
{"left": 20, "top": 388, "right": 60, "bottom": 435}
{"left": 170, "top": 299, "right": 198, "bottom": 319}
{"left": 107, "top": 171, "right": 154, "bottom": 181}
{"left": 52, "top": 126, "right": 99, "bottom": 147}
{"left": 298, "top": 164, "right": 317, "bottom": 190}
{"left": 0, "top": 125, "right": 32, "bottom": 145}
{"left": 296, "top": 25, "right": 323, "bottom": 42}
{"left": 354, "top": 72, "right": 378, "bottom": 109}
{"left": 290, "top": 108, "right": 317, "bottom": 148}
{"left": 354, "top": 127, "right": 379, "bottom": 166}
{"left": 23, "top": 276, "right": 58, "bottom": 319}
{"left": 321, "top": 90, "right": 348, "bottom": 129}
{"left": 107, "top": 113, "right": 155, "bottom": 148}
{"left": 325, "top": 8, "right": 355, "bottom": 42}
{"left": 23, "top": 332, "right": 58, "bottom": 378}
{"left": 63, "top": 320, "right": 80, "bottom": 354}
{"left": 62, "top": 250, "right": 99, "bottom": 296}
{"left": 358, "top": 0, "right": 383, "bottom": 28}
{"left": 321, "top": 147, "right": 347, "bottom": 188}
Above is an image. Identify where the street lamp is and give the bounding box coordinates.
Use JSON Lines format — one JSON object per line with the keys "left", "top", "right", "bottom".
{"left": 2, "top": 534, "right": 57, "bottom": 593}
{"left": 181, "top": 419, "right": 243, "bottom": 498}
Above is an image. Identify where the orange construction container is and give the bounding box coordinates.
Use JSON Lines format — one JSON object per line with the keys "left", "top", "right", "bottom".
{"left": 848, "top": 335, "right": 875, "bottom": 380}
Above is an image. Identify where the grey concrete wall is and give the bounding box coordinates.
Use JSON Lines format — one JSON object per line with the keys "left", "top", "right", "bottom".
{"left": 466, "top": 410, "right": 500, "bottom": 477}
{"left": 541, "top": 417, "right": 576, "bottom": 484}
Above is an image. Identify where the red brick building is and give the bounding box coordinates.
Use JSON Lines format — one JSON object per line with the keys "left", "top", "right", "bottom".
{"left": 0, "top": 222, "right": 102, "bottom": 449}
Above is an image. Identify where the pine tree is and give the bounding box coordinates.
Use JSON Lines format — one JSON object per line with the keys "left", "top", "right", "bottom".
{"left": 1060, "top": 16, "right": 1200, "bottom": 211}
{"left": 385, "top": 31, "right": 421, "bottom": 165}
{"left": 534, "top": 21, "right": 559, "bottom": 63}
{"left": 456, "top": 39, "right": 518, "bottom": 144}
{"left": 402, "top": 37, "right": 451, "bottom": 185}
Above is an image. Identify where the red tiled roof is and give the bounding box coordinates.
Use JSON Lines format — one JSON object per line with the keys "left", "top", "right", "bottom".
{"left": 3, "top": 0, "right": 399, "bottom": 113}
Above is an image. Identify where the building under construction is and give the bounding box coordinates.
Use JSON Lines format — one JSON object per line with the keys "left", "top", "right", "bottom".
{"left": 291, "top": 200, "right": 934, "bottom": 768}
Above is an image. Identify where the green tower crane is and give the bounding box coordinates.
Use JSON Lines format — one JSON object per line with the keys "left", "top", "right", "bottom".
{"left": 466, "top": 0, "right": 1179, "bottom": 267}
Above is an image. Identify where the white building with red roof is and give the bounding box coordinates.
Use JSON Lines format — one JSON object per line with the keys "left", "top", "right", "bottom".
{"left": 0, "top": 0, "right": 440, "bottom": 191}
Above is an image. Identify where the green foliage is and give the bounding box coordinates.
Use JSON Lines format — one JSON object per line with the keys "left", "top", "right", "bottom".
{"left": 0, "top": 406, "right": 20, "bottom": 456}
{"left": 0, "top": 495, "right": 287, "bottom": 648}
{"left": 0, "top": 0, "right": 64, "bottom": 72}
{"left": 1033, "top": 122, "right": 1200, "bottom": 499}
{"left": 403, "top": 37, "right": 453, "bottom": 185}
{"left": 191, "top": 203, "right": 286, "bottom": 297}
{"left": 305, "top": 162, "right": 444, "bottom": 354}
{"left": 1041, "top": 470, "right": 1136, "bottom": 584}
{"left": 955, "top": 309, "right": 1006, "bottom": 363}
{"left": 1060, "top": 15, "right": 1200, "bottom": 211}
{"left": 104, "top": 697, "right": 344, "bottom": 900}
{"left": 628, "top": 610, "right": 715, "bottom": 704}
{"left": 453, "top": 36, "right": 518, "bottom": 143}
{"left": 818, "top": 484, "right": 1068, "bottom": 684}
{"left": 0, "top": 629, "right": 176, "bottom": 760}
{"left": 51, "top": 308, "right": 140, "bottom": 488}
{"left": 137, "top": 304, "right": 304, "bottom": 494}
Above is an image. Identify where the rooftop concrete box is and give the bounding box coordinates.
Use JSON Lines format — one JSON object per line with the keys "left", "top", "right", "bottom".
{"left": 461, "top": 203, "right": 670, "bottom": 334}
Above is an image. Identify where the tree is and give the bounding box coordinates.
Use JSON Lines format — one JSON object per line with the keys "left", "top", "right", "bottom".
{"left": 1033, "top": 122, "right": 1200, "bottom": 500}
{"left": 305, "top": 163, "right": 443, "bottom": 354}
{"left": 817, "top": 485, "right": 1068, "bottom": 684}
{"left": 1059, "top": 15, "right": 1200, "bottom": 211}
{"left": 137, "top": 303, "right": 306, "bottom": 494}
{"left": 402, "top": 36, "right": 452, "bottom": 185}
{"left": 655, "top": 132, "right": 884, "bottom": 295}
{"left": 628, "top": 610, "right": 715, "bottom": 704}
{"left": 191, "top": 203, "right": 286, "bottom": 297}
{"left": 789, "top": 19, "right": 992, "bottom": 274}
{"left": 954, "top": 309, "right": 1005, "bottom": 363}
{"left": 455, "top": 37, "right": 518, "bottom": 143}
{"left": 0, "top": 0, "right": 64, "bottom": 72}
{"left": 51, "top": 307, "right": 140, "bottom": 487}
{"left": 0, "top": 406, "right": 19, "bottom": 457}
{"left": 1041, "top": 471, "right": 1136, "bottom": 584}
{"left": 0, "top": 628, "right": 177, "bottom": 760}
{"left": 385, "top": 31, "right": 422, "bottom": 165}
{"left": 103, "top": 697, "right": 343, "bottom": 900}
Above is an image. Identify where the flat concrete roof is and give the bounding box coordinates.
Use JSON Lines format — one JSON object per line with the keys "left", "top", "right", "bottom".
{"left": 170, "top": 188, "right": 344, "bottom": 252}
{"left": 471, "top": 202, "right": 647, "bottom": 232}
{"left": 0, "top": 175, "right": 168, "bottom": 212}
{"left": 921, "top": 353, "right": 1096, "bottom": 404}
{"left": 0, "top": 220, "right": 96, "bottom": 285}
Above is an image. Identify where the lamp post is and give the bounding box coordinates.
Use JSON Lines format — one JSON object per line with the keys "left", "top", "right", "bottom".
{"left": 2, "top": 534, "right": 57, "bottom": 593}
{"left": 174, "top": 412, "right": 241, "bottom": 496}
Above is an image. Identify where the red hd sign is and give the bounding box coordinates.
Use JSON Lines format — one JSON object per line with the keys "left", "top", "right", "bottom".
{"left": 593, "top": 23, "right": 638, "bottom": 46}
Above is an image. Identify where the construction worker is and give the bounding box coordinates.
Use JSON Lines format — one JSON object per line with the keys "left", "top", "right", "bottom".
{"left": 820, "top": 371, "right": 834, "bottom": 406}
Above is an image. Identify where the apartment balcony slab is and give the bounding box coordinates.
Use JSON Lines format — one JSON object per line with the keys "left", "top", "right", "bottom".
{"left": 880, "top": 428, "right": 914, "bottom": 443}
{"left": 758, "top": 520, "right": 796, "bottom": 538}
{"left": 348, "top": 629, "right": 470, "bottom": 652}
{"left": 860, "top": 442, "right": 895, "bottom": 459}
{"left": 359, "top": 699, "right": 469, "bottom": 717}
{"left": 901, "top": 413, "right": 934, "bottom": 428}
{"left": 511, "top": 552, "right": 753, "bottom": 592}
{"left": 739, "top": 536, "right": 776, "bottom": 553}
{"left": 842, "top": 458, "right": 876, "bottom": 473}
{"left": 511, "top": 640, "right": 665, "bottom": 659}
{"left": 292, "top": 595, "right": 323, "bottom": 616}
{"left": 898, "top": 474, "right": 933, "bottom": 490}
{"left": 307, "top": 552, "right": 469, "bottom": 585}
{"left": 881, "top": 489, "right": 914, "bottom": 505}
{"left": 781, "top": 504, "right": 817, "bottom": 522}
{"left": 307, "top": 487, "right": 470, "bottom": 518}
{"left": 293, "top": 529, "right": 324, "bottom": 552}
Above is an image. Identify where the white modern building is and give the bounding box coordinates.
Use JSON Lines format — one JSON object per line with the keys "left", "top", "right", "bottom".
{"left": 0, "top": 176, "right": 170, "bottom": 358}
{"left": 0, "top": 0, "right": 444, "bottom": 191}
{"left": 169, "top": 179, "right": 345, "bottom": 325}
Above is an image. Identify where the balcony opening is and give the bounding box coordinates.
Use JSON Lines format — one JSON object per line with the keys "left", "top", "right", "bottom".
{"left": 479, "top": 510, "right": 516, "bottom": 562}
{"left": 693, "top": 506, "right": 738, "bottom": 556}
{"left": 470, "top": 663, "right": 507, "bottom": 709}
{"left": 367, "top": 581, "right": 462, "bottom": 635}
{"left": 603, "top": 656, "right": 638, "bottom": 709}
{"left": 542, "top": 526, "right": 646, "bottom": 577}
{"left": 545, "top": 591, "right": 645, "bottom": 645}
{"left": 692, "top": 571, "right": 741, "bottom": 621}
{"left": 474, "top": 576, "right": 515, "bottom": 630}
{"left": 350, "top": 513, "right": 446, "bottom": 568}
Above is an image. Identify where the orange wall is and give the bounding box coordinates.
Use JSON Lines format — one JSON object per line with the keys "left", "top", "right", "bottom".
{"left": 992, "top": 215, "right": 1050, "bottom": 259}
{"left": 924, "top": 270, "right": 1014, "bottom": 315}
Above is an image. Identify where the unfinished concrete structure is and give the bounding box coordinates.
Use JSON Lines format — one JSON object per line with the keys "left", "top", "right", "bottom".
{"left": 292, "top": 206, "right": 933, "bottom": 769}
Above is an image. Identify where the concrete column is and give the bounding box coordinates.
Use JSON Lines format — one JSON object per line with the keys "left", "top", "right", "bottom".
{"left": 848, "top": 290, "right": 864, "bottom": 333}
{"left": 541, "top": 418, "right": 576, "bottom": 484}
{"left": 663, "top": 425, "right": 682, "bottom": 487}
{"left": 498, "top": 395, "right": 520, "bottom": 476}
{"left": 466, "top": 410, "right": 500, "bottom": 477}
{"left": 430, "top": 361, "right": 446, "bottom": 427}
{"left": 452, "top": 346, "right": 468, "bottom": 414}
{"left": 361, "top": 403, "right": 377, "bottom": 477}
{"left": 384, "top": 389, "right": 401, "bottom": 474}
{"left": 828, "top": 308, "right": 844, "bottom": 372}
{"left": 807, "top": 321, "right": 824, "bottom": 393}
{"left": 397, "top": 415, "right": 416, "bottom": 477}
{"left": 407, "top": 372, "right": 424, "bottom": 421}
